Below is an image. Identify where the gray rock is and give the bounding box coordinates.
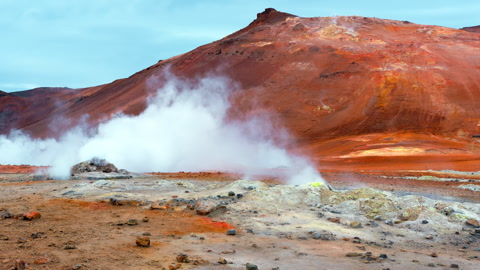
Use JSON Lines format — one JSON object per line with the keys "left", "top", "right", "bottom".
{"left": 195, "top": 199, "right": 225, "bottom": 215}
{"left": 246, "top": 263, "right": 258, "bottom": 270}
{"left": 226, "top": 229, "right": 237, "bottom": 235}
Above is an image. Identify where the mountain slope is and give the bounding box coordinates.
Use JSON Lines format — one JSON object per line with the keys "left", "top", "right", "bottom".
{"left": 2, "top": 9, "right": 480, "bottom": 170}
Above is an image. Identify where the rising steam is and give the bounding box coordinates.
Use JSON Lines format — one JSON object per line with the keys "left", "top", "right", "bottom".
{"left": 0, "top": 74, "right": 324, "bottom": 184}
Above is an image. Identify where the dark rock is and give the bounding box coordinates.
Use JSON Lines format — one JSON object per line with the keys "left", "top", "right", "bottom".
{"left": 226, "top": 229, "right": 237, "bottom": 235}
{"left": 450, "top": 264, "right": 459, "bottom": 268}
{"left": 237, "top": 194, "right": 244, "bottom": 199}
{"left": 246, "top": 263, "right": 259, "bottom": 270}
{"left": 228, "top": 191, "right": 235, "bottom": 196}
{"left": 352, "top": 237, "right": 361, "bottom": 244}
{"left": 422, "top": 220, "right": 429, "bottom": 224}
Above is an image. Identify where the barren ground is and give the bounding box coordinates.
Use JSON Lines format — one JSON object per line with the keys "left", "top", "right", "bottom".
{"left": 1, "top": 167, "right": 480, "bottom": 270}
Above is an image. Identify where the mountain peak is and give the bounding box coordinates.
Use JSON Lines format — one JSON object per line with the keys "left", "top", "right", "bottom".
{"left": 250, "top": 8, "right": 297, "bottom": 26}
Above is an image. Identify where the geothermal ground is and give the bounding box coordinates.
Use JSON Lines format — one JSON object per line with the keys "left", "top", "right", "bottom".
{"left": 1, "top": 166, "right": 479, "bottom": 270}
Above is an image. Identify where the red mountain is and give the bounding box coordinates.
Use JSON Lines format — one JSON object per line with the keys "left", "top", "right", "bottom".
{"left": 2, "top": 8, "right": 480, "bottom": 171}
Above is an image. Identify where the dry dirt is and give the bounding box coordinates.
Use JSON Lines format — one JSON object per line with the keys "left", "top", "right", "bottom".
{"left": 1, "top": 166, "right": 480, "bottom": 270}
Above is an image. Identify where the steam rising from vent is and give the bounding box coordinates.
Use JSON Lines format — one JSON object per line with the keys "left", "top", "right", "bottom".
{"left": 0, "top": 75, "right": 324, "bottom": 185}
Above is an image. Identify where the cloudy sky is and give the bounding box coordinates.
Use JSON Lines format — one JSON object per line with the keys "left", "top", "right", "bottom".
{"left": 1, "top": 0, "right": 478, "bottom": 92}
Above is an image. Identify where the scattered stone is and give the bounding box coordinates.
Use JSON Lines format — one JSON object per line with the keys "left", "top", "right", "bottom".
{"left": 428, "top": 263, "right": 435, "bottom": 267}
{"left": 312, "top": 232, "right": 335, "bottom": 240}
{"left": 127, "top": 219, "right": 138, "bottom": 226}
{"left": 33, "top": 257, "right": 51, "bottom": 264}
{"left": 17, "top": 237, "right": 27, "bottom": 243}
{"left": 168, "top": 264, "right": 181, "bottom": 270}
{"left": 352, "top": 237, "right": 361, "bottom": 244}
{"left": 246, "top": 263, "right": 259, "bottom": 270}
{"left": 346, "top": 252, "right": 363, "bottom": 257}
{"left": 15, "top": 260, "right": 26, "bottom": 270}
{"left": 22, "top": 211, "right": 41, "bottom": 220}
{"left": 110, "top": 198, "right": 143, "bottom": 206}
{"left": 226, "top": 229, "right": 237, "bottom": 235}
{"left": 142, "top": 217, "right": 149, "bottom": 223}
{"left": 237, "top": 194, "right": 244, "bottom": 199}
{"left": 350, "top": 221, "right": 363, "bottom": 228}
{"left": 385, "top": 220, "right": 394, "bottom": 226}
{"left": 64, "top": 244, "right": 77, "bottom": 250}
{"left": 228, "top": 191, "right": 235, "bottom": 196}
{"left": 422, "top": 220, "right": 429, "bottom": 224}
{"left": 218, "top": 258, "right": 227, "bottom": 264}
{"left": 450, "top": 264, "right": 459, "bottom": 268}
{"left": 136, "top": 237, "right": 150, "bottom": 247}
{"left": 379, "top": 254, "right": 388, "bottom": 260}
{"left": 328, "top": 217, "right": 341, "bottom": 223}
{"left": 466, "top": 219, "right": 480, "bottom": 228}
{"left": 426, "top": 235, "right": 434, "bottom": 240}
{"left": 0, "top": 209, "right": 13, "bottom": 219}
{"left": 176, "top": 254, "right": 188, "bottom": 263}
{"left": 431, "top": 252, "right": 438, "bottom": 257}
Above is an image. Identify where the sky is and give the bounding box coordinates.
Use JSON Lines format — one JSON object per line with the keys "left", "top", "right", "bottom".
{"left": 1, "top": 0, "right": 479, "bottom": 92}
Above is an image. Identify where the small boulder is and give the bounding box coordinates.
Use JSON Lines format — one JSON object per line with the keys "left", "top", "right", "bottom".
{"left": 350, "top": 221, "right": 362, "bottom": 228}
{"left": 136, "top": 237, "right": 150, "bottom": 247}
{"left": 466, "top": 219, "right": 480, "bottom": 228}
{"left": 22, "top": 211, "right": 41, "bottom": 220}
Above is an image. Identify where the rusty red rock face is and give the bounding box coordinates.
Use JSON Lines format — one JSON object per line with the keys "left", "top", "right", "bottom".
{"left": 22, "top": 211, "right": 41, "bottom": 220}
{"left": 1, "top": 9, "right": 480, "bottom": 171}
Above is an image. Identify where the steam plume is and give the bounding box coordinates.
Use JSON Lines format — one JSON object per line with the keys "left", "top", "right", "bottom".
{"left": 0, "top": 74, "right": 324, "bottom": 184}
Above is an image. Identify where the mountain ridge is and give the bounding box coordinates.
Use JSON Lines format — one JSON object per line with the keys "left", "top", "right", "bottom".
{"left": 2, "top": 9, "right": 480, "bottom": 170}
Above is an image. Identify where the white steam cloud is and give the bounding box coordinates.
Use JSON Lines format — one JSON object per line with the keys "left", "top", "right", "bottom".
{"left": 0, "top": 75, "right": 324, "bottom": 184}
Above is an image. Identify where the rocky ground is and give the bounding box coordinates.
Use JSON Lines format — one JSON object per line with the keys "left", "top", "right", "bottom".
{"left": 1, "top": 168, "right": 480, "bottom": 270}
